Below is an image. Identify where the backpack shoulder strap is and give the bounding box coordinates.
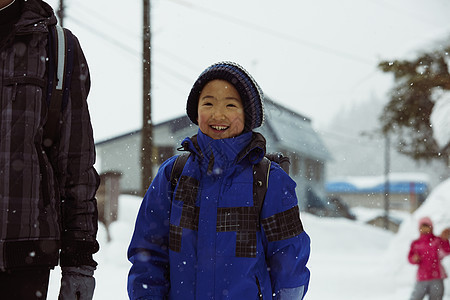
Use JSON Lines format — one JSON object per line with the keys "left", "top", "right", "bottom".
{"left": 170, "top": 153, "right": 191, "bottom": 192}
{"left": 265, "top": 152, "right": 290, "bottom": 175}
{"left": 169, "top": 153, "right": 282, "bottom": 209}
{"left": 43, "top": 24, "right": 74, "bottom": 149}
{"left": 253, "top": 157, "right": 271, "bottom": 214}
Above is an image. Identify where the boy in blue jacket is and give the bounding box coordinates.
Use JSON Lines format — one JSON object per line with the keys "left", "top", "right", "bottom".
{"left": 128, "top": 61, "right": 310, "bottom": 299}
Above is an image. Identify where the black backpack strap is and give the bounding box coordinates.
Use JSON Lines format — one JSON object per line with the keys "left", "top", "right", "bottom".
{"left": 253, "top": 157, "right": 271, "bottom": 220}
{"left": 170, "top": 153, "right": 191, "bottom": 193}
{"left": 265, "top": 152, "right": 290, "bottom": 175}
{"left": 43, "top": 24, "right": 74, "bottom": 149}
{"left": 169, "top": 153, "right": 283, "bottom": 211}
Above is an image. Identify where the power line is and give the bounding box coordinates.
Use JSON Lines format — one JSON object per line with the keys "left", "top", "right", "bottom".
{"left": 156, "top": 49, "right": 201, "bottom": 73}
{"left": 66, "top": 0, "right": 380, "bottom": 94}
{"left": 167, "top": 0, "right": 375, "bottom": 66}
{"left": 67, "top": 7, "right": 200, "bottom": 72}
{"left": 67, "top": 15, "right": 141, "bottom": 58}
{"left": 69, "top": 2, "right": 140, "bottom": 40}
{"left": 318, "top": 128, "right": 385, "bottom": 149}
{"left": 64, "top": 0, "right": 390, "bottom": 108}
{"left": 349, "top": 69, "right": 380, "bottom": 91}
{"left": 367, "top": 0, "right": 448, "bottom": 29}
{"left": 153, "top": 61, "right": 193, "bottom": 84}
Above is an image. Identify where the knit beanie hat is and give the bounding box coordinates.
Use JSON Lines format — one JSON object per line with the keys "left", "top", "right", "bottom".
{"left": 418, "top": 216, "right": 433, "bottom": 229}
{"left": 186, "top": 61, "right": 264, "bottom": 131}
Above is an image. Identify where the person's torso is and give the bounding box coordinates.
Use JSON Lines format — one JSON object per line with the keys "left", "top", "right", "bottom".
{"left": 0, "top": 0, "right": 61, "bottom": 256}
{"left": 167, "top": 132, "right": 272, "bottom": 299}
{"left": 413, "top": 234, "right": 447, "bottom": 280}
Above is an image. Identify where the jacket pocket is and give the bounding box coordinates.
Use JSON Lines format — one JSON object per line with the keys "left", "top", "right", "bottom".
{"left": 2, "top": 76, "right": 46, "bottom": 132}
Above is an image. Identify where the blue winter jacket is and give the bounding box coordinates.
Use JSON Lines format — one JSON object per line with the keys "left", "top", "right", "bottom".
{"left": 128, "top": 130, "right": 310, "bottom": 299}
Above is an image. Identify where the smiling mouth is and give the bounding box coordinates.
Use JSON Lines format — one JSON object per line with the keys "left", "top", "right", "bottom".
{"left": 210, "top": 125, "right": 229, "bottom": 131}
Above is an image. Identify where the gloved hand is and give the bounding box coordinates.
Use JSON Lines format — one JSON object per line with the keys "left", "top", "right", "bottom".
{"left": 59, "top": 265, "right": 96, "bottom": 300}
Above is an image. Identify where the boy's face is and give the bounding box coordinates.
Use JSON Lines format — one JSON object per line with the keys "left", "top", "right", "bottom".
{"left": 197, "top": 79, "right": 245, "bottom": 140}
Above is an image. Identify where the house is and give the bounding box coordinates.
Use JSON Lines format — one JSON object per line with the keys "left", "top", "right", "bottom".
{"left": 95, "top": 98, "right": 332, "bottom": 212}
{"left": 325, "top": 172, "right": 430, "bottom": 213}
{"left": 351, "top": 206, "right": 410, "bottom": 233}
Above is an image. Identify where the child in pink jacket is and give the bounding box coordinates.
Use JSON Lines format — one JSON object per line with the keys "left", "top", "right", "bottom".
{"left": 408, "top": 217, "right": 450, "bottom": 300}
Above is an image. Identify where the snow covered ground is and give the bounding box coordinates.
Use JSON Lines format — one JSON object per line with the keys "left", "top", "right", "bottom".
{"left": 47, "top": 179, "right": 450, "bottom": 299}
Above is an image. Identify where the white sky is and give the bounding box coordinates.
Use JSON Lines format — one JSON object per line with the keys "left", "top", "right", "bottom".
{"left": 45, "top": 0, "right": 450, "bottom": 142}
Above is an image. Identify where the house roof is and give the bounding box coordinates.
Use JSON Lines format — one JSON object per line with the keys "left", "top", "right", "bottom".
{"left": 259, "top": 98, "right": 331, "bottom": 161}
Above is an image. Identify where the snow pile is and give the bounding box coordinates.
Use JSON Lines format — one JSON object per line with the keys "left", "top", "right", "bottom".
{"left": 384, "top": 178, "right": 450, "bottom": 295}
{"left": 47, "top": 195, "right": 142, "bottom": 299}
{"left": 46, "top": 180, "right": 450, "bottom": 299}
{"left": 351, "top": 206, "right": 410, "bottom": 224}
{"left": 431, "top": 91, "right": 450, "bottom": 149}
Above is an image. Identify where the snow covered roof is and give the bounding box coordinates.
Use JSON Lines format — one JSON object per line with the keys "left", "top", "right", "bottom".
{"left": 326, "top": 172, "right": 430, "bottom": 194}
{"left": 257, "top": 98, "right": 331, "bottom": 161}
{"left": 430, "top": 91, "right": 450, "bottom": 150}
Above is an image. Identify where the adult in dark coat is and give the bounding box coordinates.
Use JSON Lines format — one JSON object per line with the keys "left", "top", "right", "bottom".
{"left": 0, "top": 0, "right": 99, "bottom": 299}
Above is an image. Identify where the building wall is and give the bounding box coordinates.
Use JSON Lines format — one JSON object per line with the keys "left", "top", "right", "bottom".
{"left": 329, "top": 192, "right": 426, "bottom": 212}
{"left": 97, "top": 132, "right": 141, "bottom": 194}
{"left": 96, "top": 124, "right": 198, "bottom": 194}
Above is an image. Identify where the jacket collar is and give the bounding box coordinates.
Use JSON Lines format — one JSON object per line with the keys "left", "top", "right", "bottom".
{"left": 15, "top": 0, "right": 56, "bottom": 34}
{"left": 180, "top": 129, "right": 266, "bottom": 173}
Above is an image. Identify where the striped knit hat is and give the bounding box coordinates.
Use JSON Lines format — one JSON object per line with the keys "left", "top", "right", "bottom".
{"left": 186, "top": 61, "right": 264, "bottom": 131}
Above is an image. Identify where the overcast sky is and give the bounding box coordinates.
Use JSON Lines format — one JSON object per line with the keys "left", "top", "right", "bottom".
{"left": 46, "top": 0, "right": 450, "bottom": 142}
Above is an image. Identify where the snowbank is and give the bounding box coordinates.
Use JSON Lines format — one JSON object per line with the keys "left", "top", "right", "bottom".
{"left": 431, "top": 91, "right": 450, "bottom": 149}
{"left": 46, "top": 181, "right": 450, "bottom": 299}
{"left": 384, "top": 178, "right": 450, "bottom": 295}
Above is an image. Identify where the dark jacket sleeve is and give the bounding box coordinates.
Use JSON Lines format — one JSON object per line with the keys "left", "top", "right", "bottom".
{"left": 127, "top": 157, "right": 177, "bottom": 300}
{"left": 56, "top": 33, "right": 100, "bottom": 267}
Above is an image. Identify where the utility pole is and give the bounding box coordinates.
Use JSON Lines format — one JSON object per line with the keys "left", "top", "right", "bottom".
{"left": 383, "top": 134, "right": 390, "bottom": 230}
{"left": 140, "top": 0, "right": 153, "bottom": 196}
{"left": 57, "top": 0, "right": 64, "bottom": 26}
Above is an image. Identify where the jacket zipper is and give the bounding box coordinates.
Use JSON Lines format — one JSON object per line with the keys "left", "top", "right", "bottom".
{"left": 255, "top": 276, "right": 263, "bottom": 299}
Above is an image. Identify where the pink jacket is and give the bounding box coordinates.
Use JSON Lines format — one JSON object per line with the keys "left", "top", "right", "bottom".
{"left": 408, "top": 233, "right": 450, "bottom": 281}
